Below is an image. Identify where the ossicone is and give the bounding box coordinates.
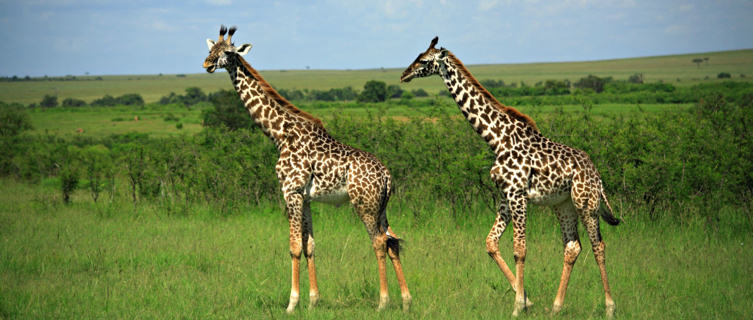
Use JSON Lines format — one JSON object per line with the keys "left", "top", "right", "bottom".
{"left": 430, "top": 36, "right": 439, "bottom": 49}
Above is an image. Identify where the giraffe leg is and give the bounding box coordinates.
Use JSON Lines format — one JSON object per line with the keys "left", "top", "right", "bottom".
{"left": 581, "top": 212, "right": 616, "bottom": 318}
{"left": 301, "top": 202, "right": 319, "bottom": 308}
{"left": 552, "top": 201, "right": 581, "bottom": 315}
{"left": 508, "top": 194, "right": 528, "bottom": 317}
{"left": 486, "top": 201, "right": 533, "bottom": 307}
{"left": 284, "top": 192, "right": 304, "bottom": 314}
{"left": 372, "top": 231, "right": 390, "bottom": 310}
{"left": 386, "top": 234, "right": 412, "bottom": 312}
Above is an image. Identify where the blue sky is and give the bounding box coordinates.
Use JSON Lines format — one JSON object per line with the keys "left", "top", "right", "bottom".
{"left": 1, "top": 0, "right": 752, "bottom": 77}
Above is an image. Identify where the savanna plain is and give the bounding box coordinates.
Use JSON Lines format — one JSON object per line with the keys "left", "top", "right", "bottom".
{"left": 1, "top": 49, "right": 752, "bottom": 319}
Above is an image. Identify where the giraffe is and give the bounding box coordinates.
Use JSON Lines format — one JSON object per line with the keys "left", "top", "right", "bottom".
{"left": 202, "top": 25, "right": 411, "bottom": 313}
{"left": 400, "top": 37, "right": 619, "bottom": 318}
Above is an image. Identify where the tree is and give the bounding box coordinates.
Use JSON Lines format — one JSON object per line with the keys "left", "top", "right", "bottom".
{"left": 574, "top": 75, "right": 609, "bottom": 93}
{"left": 387, "top": 84, "right": 403, "bottom": 99}
{"left": 358, "top": 80, "right": 387, "bottom": 102}
{"left": 202, "top": 89, "right": 252, "bottom": 130}
{"left": 692, "top": 58, "right": 704, "bottom": 68}
{"left": 40, "top": 94, "right": 58, "bottom": 108}
{"left": 62, "top": 98, "right": 87, "bottom": 107}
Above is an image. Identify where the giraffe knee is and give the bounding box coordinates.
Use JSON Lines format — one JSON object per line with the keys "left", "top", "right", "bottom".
{"left": 485, "top": 236, "right": 500, "bottom": 256}
{"left": 289, "top": 239, "right": 303, "bottom": 258}
{"left": 563, "top": 240, "right": 581, "bottom": 265}
{"left": 513, "top": 243, "right": 526, "bottom": 263}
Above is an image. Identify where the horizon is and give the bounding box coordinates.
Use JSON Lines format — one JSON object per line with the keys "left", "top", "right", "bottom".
{"left": 7, "top": 47, "right": 752, "bottom": 79}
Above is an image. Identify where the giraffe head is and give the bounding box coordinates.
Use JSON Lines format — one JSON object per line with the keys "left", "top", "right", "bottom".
{"left": 400, "top": 36, "right": 447, "bottom": 83}
{"left": 203, "top": 25, "right": 253, "bottom": 73}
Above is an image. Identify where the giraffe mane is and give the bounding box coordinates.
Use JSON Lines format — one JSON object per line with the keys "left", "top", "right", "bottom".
{"left": 445, "top": 52, "right": 538, "bottom": 132}
{"left": 238, "top": 56, "right": 325, "bottom": 128}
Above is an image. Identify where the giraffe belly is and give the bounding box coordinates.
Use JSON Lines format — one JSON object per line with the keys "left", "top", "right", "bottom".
{"left": 305, "top": 179, "right": 350, "bottom": 206}
{"left": 527, "top": 187, "right": 570, "bottom": 206}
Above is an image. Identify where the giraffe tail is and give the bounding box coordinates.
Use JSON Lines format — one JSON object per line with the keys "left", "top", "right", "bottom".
{"left": 379, "top": 175, "right": 404, "bottom": 253}
{"left": 599, "top": 188, "right": 620, "bottom": 226}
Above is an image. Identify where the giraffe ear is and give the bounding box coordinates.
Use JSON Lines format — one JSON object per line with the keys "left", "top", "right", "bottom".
{"left": 236, "top": 43, "right": 253, "bottom": 56}
{"left": 438, "top": 49, "right": 448, "bottom": 59}
{"left": 206, "top": 39, "right": 215, "bottom": 50}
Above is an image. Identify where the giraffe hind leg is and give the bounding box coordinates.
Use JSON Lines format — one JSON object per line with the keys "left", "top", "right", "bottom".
{"left": 301, "top": 202, "right": 319, "bottom": 308}
{"left": 551, "top": 200, "right": 581, "bottom": 315}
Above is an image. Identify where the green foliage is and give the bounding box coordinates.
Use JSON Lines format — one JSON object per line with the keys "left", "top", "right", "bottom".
{"left": 574, "top": 74, "right": 611, "bottom": 93}
{"left": 91, "top": 93, "right": 145, "bottom": 107}
{"left": 358, "top": 80, "right": 387, "bottom": 102}
{"left": 90, "top": 94, "right": 117, "bottom": 106}
{"left": 718, "top": 72, "right": 731, "bottom": 79}
{"left": 40, "top": 94, "right": 58, "bottom": 108}
{"left": 628, "top": 73, "right": 644, "bottom": 84}
{"left": 0, "top": 102, "right": 33, "bottom": 137}
{"left": 201, "top": 89, "right": 252, "bottom": 130}
{"left": 62, "top": 97, "right": 87, "bottom": 107}
{"left": 387, "top": 84, "right": 403, "bottom": 98}
{"left": 411, "top": 88, "right": 429, "bottom": 97}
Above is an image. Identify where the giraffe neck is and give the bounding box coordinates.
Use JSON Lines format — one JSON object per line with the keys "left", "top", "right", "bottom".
{"left": 439, "top": 53, "right": 538, "bottom": 152}
{"left": 226, "top": 57, "right": 323, "bottom": 147}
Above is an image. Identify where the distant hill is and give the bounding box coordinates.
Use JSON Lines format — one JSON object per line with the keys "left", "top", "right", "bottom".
{"left": 1, "top": 49, "right": 751, "bottom": 104}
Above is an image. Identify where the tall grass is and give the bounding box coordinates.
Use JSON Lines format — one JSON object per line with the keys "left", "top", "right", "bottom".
{"left": 1, "top": 180, "right": 751, "bottom": 319}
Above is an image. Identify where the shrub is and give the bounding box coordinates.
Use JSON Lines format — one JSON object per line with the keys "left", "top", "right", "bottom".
{"left": 574, "top": 75, "right": 611, "bottom": 93}
{"left": 91, "top": 95, "right": 117, "bottom": 107}
{"left": 0, "top": 103, "right": 33, "bottom": 136}
{"left": 411, "top": 88, "right": 429, "bottom": 97}
{"left": 116, "top": 93, "right": 144, "bottom": 106}
{"left": 358, "top": 80, "right": 387, "bottom": 102}
{"left": 202, "top": 89, "right": 252, "bottom": 130}
{"left": 62, "top": 98, "right": 87, "bottom": 107}
{"left": 40, "top": 95, "right": 58, "bottom": 108}
{"left": 717, "top": 72, "right": 731, "bottom": 79}
{"left": 628, "top": 73, "right": 644, "bottom": 84}
{"left": 387, "top": 84, "right": 403, "bottom": 99}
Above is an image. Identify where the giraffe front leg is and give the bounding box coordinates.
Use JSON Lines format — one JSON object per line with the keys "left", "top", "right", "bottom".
{"left": 301, "top": 203, "right": 319, "bottom": 308}
{"left": 508, "top": 195, "right": 528, "bottom": 317}
{"left": 486, "top": 201, "right": 533, "bottom": 307}
{"left": 284, "top": 192, "right": 304, "bottom": 314}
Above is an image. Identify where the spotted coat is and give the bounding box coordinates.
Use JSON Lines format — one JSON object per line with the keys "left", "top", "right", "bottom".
{"left": 203, "top": 26, "right": 411, "bottom": 313}
{"left": 401, "top": 37, "right": 619, "bottom": 318}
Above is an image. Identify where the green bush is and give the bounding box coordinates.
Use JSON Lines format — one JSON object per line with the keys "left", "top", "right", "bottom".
{"left": 40, "top": 95, "right": 58, "bottom": 108}
{"left": 358, "top": 80, "right": 387, "bottom": 102}
{"left": 201, "top": 89, "right": 252, "bottom": 130}
{"left": 62, "top": 98, "right": 87, "bottom": 107}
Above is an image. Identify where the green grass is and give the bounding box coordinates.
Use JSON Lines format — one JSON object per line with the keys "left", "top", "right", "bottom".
{"left": 2, "top": 180, "right": 751, "bottom": 319}
{"left": 2, "top": 49, "right": 751, "bottom": 105}
{"left": 25, "top": 101, "right": 690, "bottom": 139}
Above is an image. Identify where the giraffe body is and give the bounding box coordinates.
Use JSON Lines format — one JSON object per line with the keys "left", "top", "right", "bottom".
{"left": 401, "top": 37, "right": 618, "bottom": 318}
{"left": 203, "top": 26, "right": 411, "bottom": 313}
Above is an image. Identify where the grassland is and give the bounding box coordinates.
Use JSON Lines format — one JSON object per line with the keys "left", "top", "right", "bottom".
{"left": 2, "top": 49, "right": 751, "bottom": 105}
{"left": 1, "top": 180, "right": 751, "bottom": 319}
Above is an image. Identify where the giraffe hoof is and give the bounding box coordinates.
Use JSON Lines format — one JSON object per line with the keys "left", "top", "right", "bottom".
{"left": 552, "top": 303, "right": 562, "bottom": 315}
{"left": 512, "top": 301, "right": 527, "bottom": 317}
{"left": 606, "top": 302, "right": 616, "bottom": 318}
{"left": 402, "top": 294, "right": 412, "bottom": 312}
{"left": 377, "top": 296, "right": 389, "bottom": 311}
{"left": 308, "top": 294, "right": 319, "bottom": 309}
